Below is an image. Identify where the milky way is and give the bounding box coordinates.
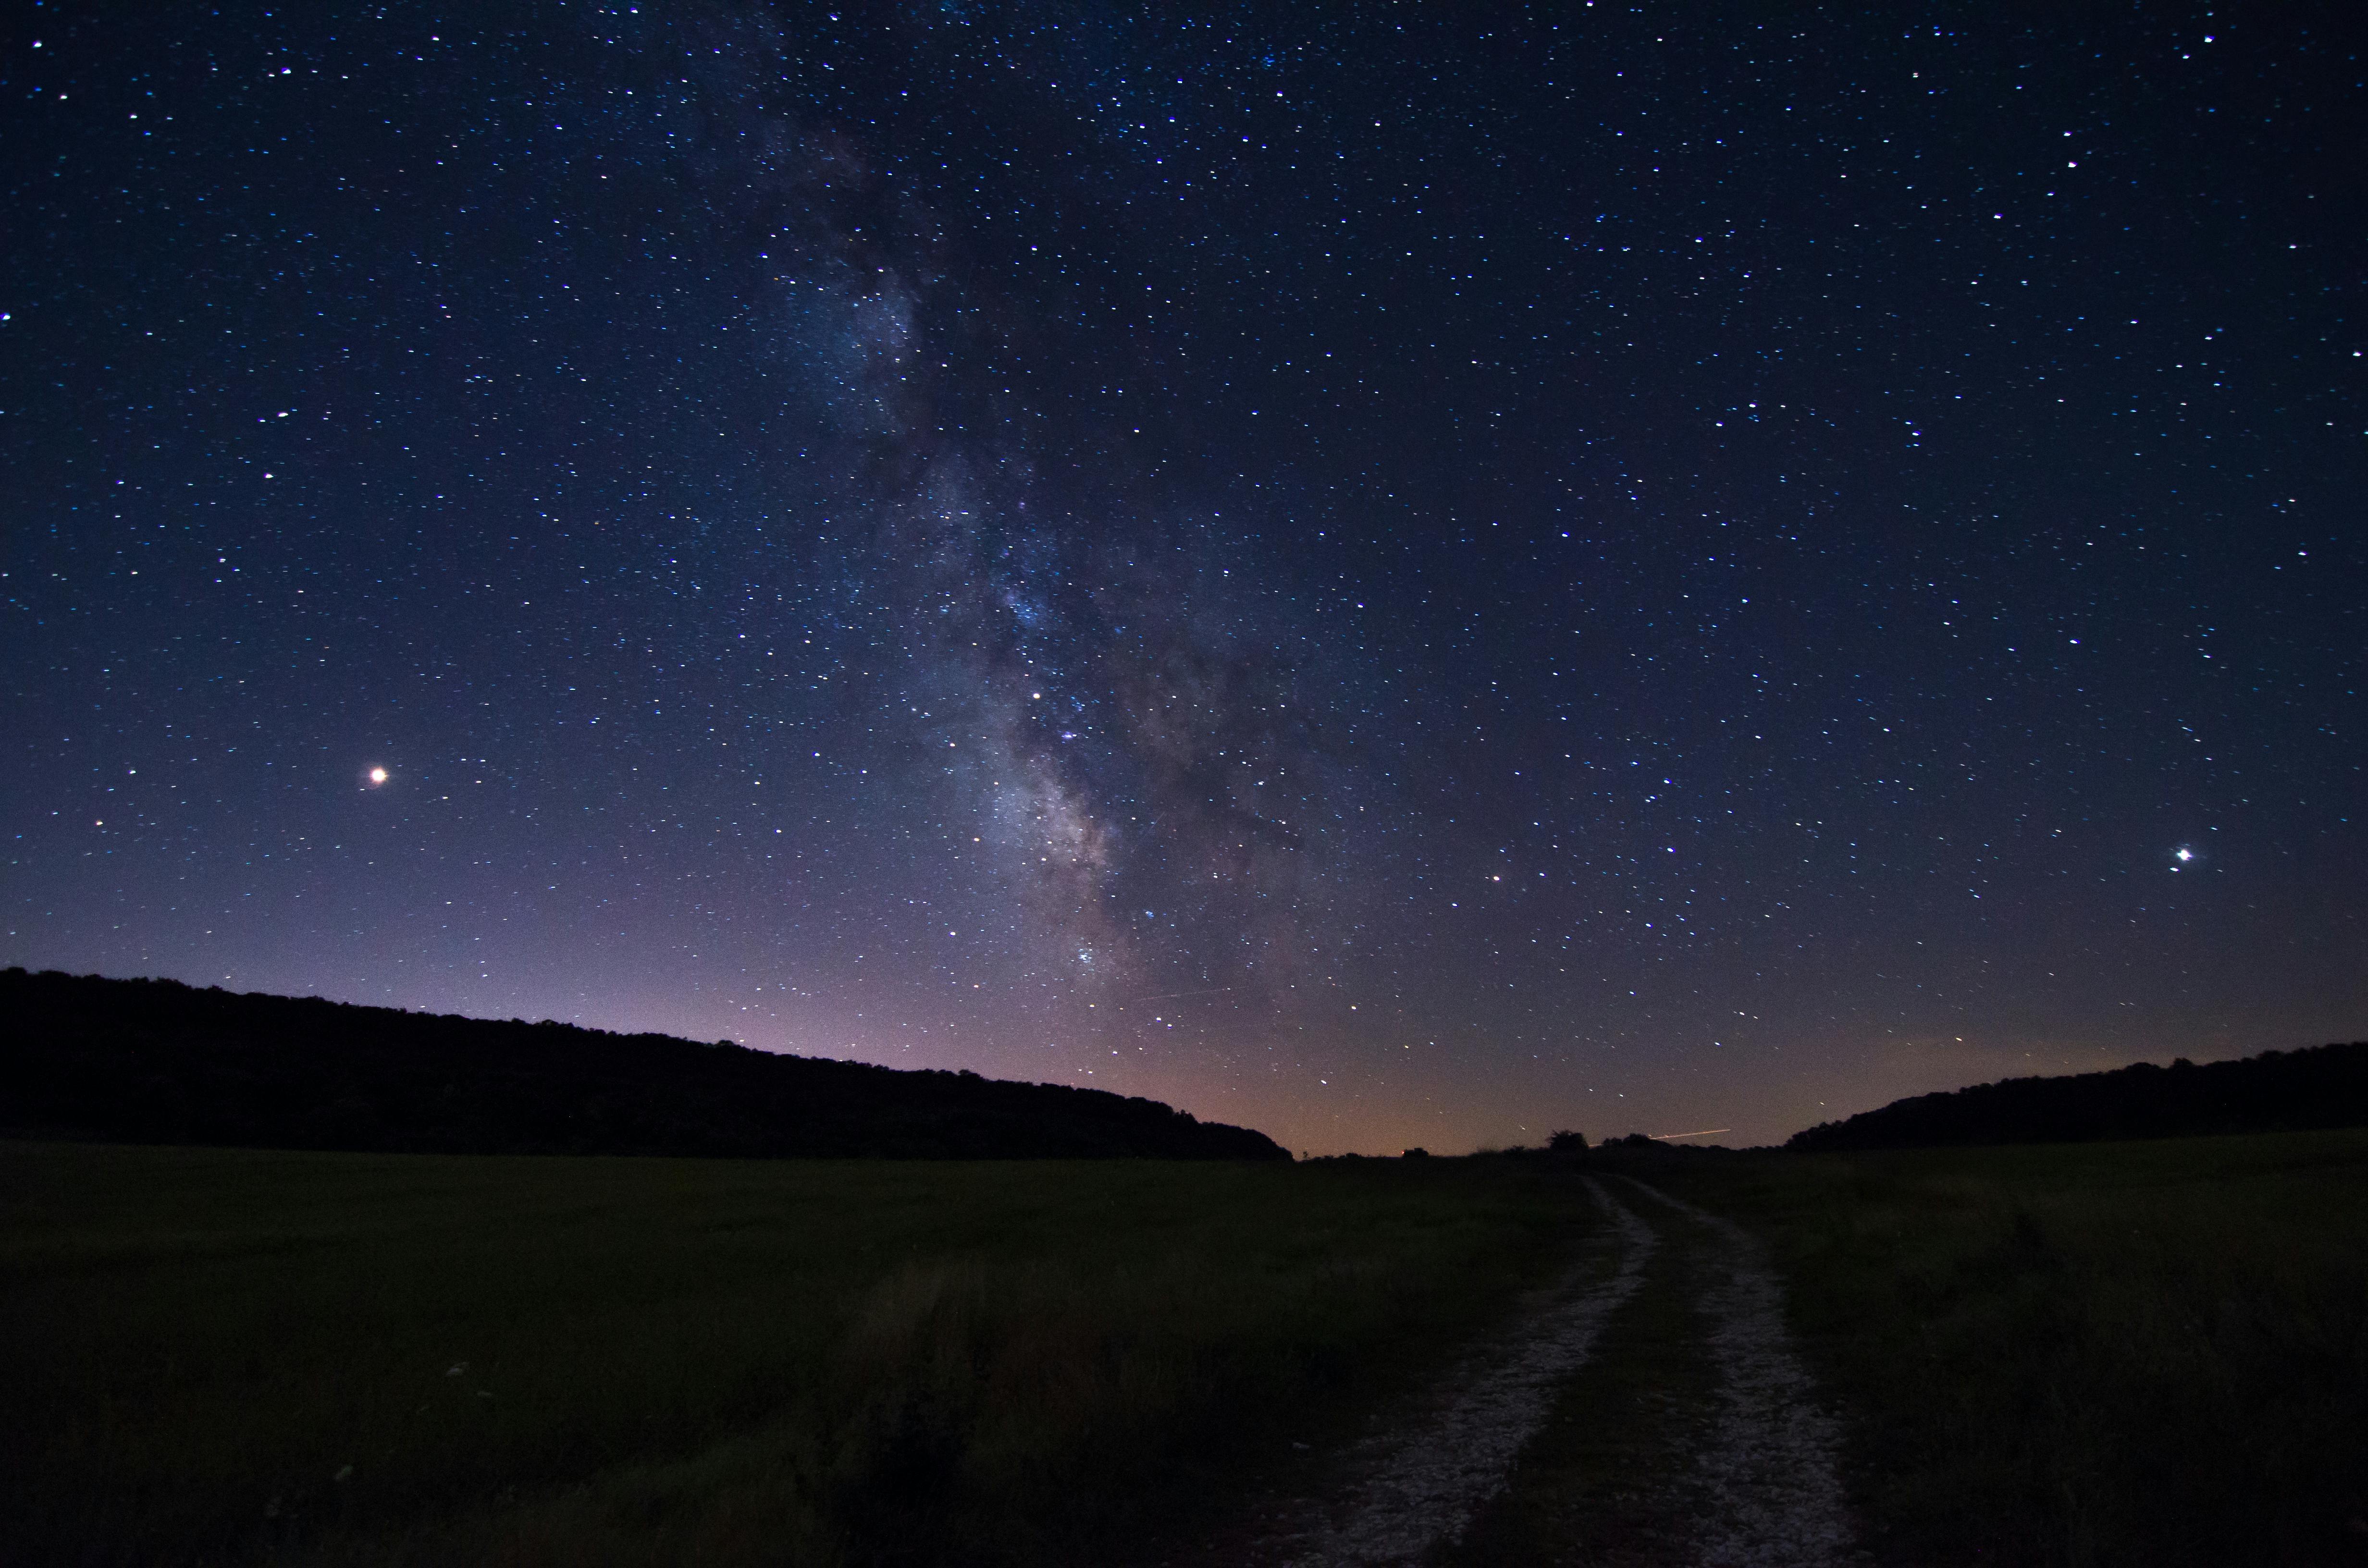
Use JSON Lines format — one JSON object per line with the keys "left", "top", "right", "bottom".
{"left": 4, "top": 2, "right": 2362, "bottom": 1151}
{"left": 691, "top": 24, "right": 1406, "bottom": 1023}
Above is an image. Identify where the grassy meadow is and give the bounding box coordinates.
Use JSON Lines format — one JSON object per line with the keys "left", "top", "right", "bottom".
{"left": 0, "top": 1141, "right": 1593, "bottom": 1568}
{"left": 12, "top": 1131, "right": 2368, "bottom": 1567}
{"left": 1625, "top": 1128, "right": 2368, "bottom": 1567}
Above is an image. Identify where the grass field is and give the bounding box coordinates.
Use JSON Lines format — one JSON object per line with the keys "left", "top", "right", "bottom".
{"left": 1623, "top": 1128, "right": 2368, "bottom": 1567}
{"left": 12, "top": 1132, "right": 2368, "bottom": 1567}
{"left": 0, "top": 1141, "right": 1593, "bottom": 1567}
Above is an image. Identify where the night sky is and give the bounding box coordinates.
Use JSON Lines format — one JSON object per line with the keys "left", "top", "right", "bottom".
{"left": 6, "top": 2, "right": 2362, "bottom": 1154}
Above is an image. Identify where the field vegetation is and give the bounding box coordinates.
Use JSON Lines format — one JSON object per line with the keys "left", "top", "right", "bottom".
{"left": 0, "top": 1139, "right": 1590, "bottom": 1567}
{"left": 13, "top": 1129, "right": 2368, "bottom": 1567}
{"left": 1618, "top": 1128, "right": 2368, "bottom": 1566}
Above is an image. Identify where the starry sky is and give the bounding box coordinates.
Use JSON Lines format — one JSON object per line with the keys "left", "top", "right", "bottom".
{"left": 5, "top": 1, "right": 2363, "bottom": 1154}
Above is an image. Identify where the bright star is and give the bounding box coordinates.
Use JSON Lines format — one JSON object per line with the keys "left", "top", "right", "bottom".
{"left": 367, "top": 767, "right": 388, "bottom": 786}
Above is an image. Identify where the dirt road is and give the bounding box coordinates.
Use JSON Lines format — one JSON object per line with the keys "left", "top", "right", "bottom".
{"left": 1185, "top": 1176, "right": 1859, "bottom": 1567}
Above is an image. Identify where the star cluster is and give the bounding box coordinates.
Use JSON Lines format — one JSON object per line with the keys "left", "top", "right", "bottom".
{"left": 3, "top": 1, "right": 2361, "bottom": 1151}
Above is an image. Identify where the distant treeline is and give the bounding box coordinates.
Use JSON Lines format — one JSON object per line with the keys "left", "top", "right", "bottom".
{"left": 0, "top": 968, "right": 1289, "bottom": 1161}
{"left": 1787, "top": 1041, "right": 2368, "bottom": 1152}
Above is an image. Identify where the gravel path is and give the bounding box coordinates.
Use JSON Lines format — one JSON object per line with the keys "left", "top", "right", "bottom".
{"left": 1239, "top": 1178, "right": 1656, "bottom": 1567}
{"left": 1182, "top": 1176, "right": 1858, "bottom": 1568}
{"left": 1625, "top": 1178, "right": 1859, "bottom": 1568}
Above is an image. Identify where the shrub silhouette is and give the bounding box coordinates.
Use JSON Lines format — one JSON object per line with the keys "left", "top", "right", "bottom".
{"left": 1788, "top": 1042, "right": 2368, "bottom": 1152}
{"left": 0, "top": 967, "right": 1289, "bottom": 1161}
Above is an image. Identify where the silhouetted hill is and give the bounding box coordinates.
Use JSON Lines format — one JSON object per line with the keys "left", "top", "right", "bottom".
{"left": 0, "top": 968, "right": 1289, "bottom": 1160}
{"left": 1787, "top": 1041, "right": 2368, "bottom": 1152}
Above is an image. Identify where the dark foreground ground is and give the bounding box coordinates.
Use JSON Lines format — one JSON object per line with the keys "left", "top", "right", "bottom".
{"left": 0, "top": 1142, "right": 1585, "bottom": 1567}
{"left": 7, "top": 1131, "right": 2367, "bottom": 1566}
{"left": 1577, "top": 1131, "right": 2368, "bottom": 1568}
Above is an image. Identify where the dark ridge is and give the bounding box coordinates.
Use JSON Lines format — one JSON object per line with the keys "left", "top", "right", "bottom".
{"left": 1786, "top": 1041, "right": 2368, "bottom": 1152}
{"left": 0, "top": 968, "right": 1289, "bottom": 1161}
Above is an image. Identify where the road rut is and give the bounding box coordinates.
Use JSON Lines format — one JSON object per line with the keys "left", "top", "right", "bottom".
{"left": 1183, "top": 1175, "right": 1858, "bottom": 1567}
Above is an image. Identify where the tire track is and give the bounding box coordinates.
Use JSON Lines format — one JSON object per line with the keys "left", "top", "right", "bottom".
{"left": 1214, "top": 1178, "right": 1656, "bottom": 1567}
{"left": 1180, "top": 1176, "right": 1860, "bottom": 1568}
{"left": 1623, "top": 1178, "right": 1859, "bottom": 1568}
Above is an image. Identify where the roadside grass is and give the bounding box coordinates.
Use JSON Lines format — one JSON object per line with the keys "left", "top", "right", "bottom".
{"left": 1617, "top": 1129, "right": 2368, "bottom": 1568}
{"left": 0, "top": 1140, "right": 1594, "bottom": 1567}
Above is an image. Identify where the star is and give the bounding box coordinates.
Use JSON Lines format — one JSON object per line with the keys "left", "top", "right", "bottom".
{"left": 9, "top": 0, "right": 2359, "bottom": 1157}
